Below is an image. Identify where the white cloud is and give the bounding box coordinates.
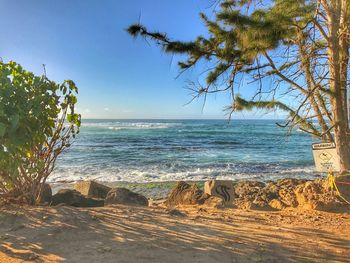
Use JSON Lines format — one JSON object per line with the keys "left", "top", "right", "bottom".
{"left": 104, "top": 107, "right": 110, "bottom": 111}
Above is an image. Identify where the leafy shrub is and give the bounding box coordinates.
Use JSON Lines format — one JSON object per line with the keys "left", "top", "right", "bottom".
{"left": 0, "top": 61, "right": 80, "bottom": 204}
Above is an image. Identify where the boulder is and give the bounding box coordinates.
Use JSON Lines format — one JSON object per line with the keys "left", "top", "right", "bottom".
{"left": 252, "top": 184, "right": 279, "bottom": 207}
{"left": 232, "top": 181, "right": 269, "bottom": 210}
{"left": 269, "top": 199, "right": 286, "bottom": 210}
{"left": 294, "top": 179, "right": 345, "bottom": 211}
{"left": 262, "top": 182, "right": 280, "bottom": 200}
{"left": 204, "top": 180, "right": 235, "bottom": 204}
{"left": 234, "top": 181, "right": 265, "bottom": 200}
{"left": 252, "top": 196, "right": 271, "bottom": 210}
{"left": 278, "top": 188, "right": 298, "bottom": 207}
{"left": 37, "top": 183, "right": 52, "bottom": 205}
{"left": 165, "top": 181, "right": 207, "bottom": 207}
{"left": 276, "top": 178, "right": 307, "bottom": 188}
{"left": 105, "top": 188, "right": 148, "bottom": 206}
{"left": 74, "top": 180, "right": 111, "bottom": 199}
{"left": 274, "top": 178, "right": 306, "bottom": 208}
{"left": 51, "top": 189, "right": 104, "bottom": 207}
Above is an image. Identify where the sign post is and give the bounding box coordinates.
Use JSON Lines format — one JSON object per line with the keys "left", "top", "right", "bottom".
{"left": 312, "top": 142, "right": 340, "bottom": 172}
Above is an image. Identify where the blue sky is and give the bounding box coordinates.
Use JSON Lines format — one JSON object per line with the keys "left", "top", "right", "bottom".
{"left": 0, "top": 0, "right": 283, "bottom": 119}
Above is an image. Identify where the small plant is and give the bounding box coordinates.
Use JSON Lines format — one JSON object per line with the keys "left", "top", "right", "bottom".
{"left": 0, "top": 61, "right": 81, "bottom": 204}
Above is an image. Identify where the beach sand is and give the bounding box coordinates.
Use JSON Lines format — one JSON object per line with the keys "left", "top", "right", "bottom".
{"left": 1, "top": 202, "right": 350, "bottom": 263}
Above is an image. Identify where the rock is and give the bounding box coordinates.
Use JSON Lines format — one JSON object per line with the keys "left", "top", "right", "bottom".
{"left": 74, "top": 180, "right": 111, "bottom": 199}
{"left": 51, "top": 189, "right": 104, "bottom": 207}
{"left": 204, "top": 180, "right": 235, "bottom": 204}
{"left": 252, "top": 196, "right": 271, "bottom": 210}
{"left": 294, "top": 180, "right": 344, "bottom": 211}
{"left": 262, "top": 182, "right": 280, "bottom": 200}
{"left": 232, "top": 181, "right": 270, "bottom": 210}
{"left": 204, "top": 196, "right": 225, "bottom": 208}
{"left": 105, "top": 188, "right": 148, "bottom": 206}
{"left": 165, "top": 181, "right": 207, "bottom": 207}
{"left": 276, "top": 178, "right": 307, "bottom": 188}
{"left": 269, "top": 199, "right": 286, "bottom": 210}
{"left": 234, "top": 181, "right": 265, "bottom": 200}
{"left": 37, "top": 183, "right": 52, "bottom": 205}
{"left": 278, "top": 188, "right": 298, "bottom": 207}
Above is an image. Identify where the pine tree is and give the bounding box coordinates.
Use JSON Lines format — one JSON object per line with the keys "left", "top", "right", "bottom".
{"left": 128, "top": 0, "right": 350, "bottom": 173}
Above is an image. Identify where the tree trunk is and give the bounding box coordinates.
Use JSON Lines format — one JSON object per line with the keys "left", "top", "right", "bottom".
{"left": 327, "top": 0, "right": 350, "bottom": 173}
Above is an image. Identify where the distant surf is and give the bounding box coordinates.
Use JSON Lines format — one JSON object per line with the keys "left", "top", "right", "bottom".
{"left": 50, "top": 119, "right": 318, "bottom": 183}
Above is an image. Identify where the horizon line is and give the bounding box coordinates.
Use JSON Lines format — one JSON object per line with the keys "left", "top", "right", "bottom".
{"left": 80, "top": 117, "right": 286, "bottom": 121}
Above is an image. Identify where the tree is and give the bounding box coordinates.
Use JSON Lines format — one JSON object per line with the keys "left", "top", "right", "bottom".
{"left": 128, "top": 0, "right": 350, "bottom": 173}
{"left": 0, "top": 61, "right": 81, "bottom": 204}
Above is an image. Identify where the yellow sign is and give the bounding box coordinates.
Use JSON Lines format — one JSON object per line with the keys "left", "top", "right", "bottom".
{"left": 312, "top": 143, "right": 340, "bottom": 172}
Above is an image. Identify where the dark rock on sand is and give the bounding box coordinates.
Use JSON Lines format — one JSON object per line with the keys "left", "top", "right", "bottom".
{"left": 37, "top": 183, "right": 52, "bottom": 205}
{"left": 51, "top": 189, "right": 104, "bottom": 207}
{"left": 105, "top": 188, "right": 148, "bottom": 206}
{"left": 74, "top": 180, "right": 111, "bottom": 199}
{"left": 165, "top": 181, "right": 207, "bottom": 207}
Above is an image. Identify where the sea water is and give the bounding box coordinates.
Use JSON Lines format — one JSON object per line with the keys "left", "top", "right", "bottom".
{"left": 50, "top": 119, "right": 318, "bottom": 183}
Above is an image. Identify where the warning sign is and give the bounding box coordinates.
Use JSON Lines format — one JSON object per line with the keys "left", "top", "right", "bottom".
{"left": 312, "top": 142, "right": 340, "bottom": 172}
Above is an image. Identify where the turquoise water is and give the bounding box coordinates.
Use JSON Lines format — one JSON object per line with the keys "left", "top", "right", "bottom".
{"left": 50, "top": 119, "right": 318, "bottom": 183}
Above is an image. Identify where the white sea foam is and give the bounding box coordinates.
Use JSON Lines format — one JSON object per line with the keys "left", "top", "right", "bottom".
{"left": 81, "top": 121, "right": 180, "bottom": 130}
{"left": 48, "top": 165, "right": 317, "bottom": 183}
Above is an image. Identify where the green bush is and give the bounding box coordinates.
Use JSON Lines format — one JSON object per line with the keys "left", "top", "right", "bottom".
{"left": 0, "top": 61, "right": 80, "bottom": 204}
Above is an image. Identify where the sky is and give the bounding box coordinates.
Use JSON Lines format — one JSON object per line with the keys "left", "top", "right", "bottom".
{"left": 0, "top": 0, "right": 284, "bottom": 119}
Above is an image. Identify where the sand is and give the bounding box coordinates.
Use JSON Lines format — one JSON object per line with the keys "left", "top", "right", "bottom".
{"left": 1, "top": 203, "right": 350, "bottom": 263}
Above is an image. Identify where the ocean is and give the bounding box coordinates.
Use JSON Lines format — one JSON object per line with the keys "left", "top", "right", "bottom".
{"left": 50, "top": 119, "right": 319, "bottom": 183}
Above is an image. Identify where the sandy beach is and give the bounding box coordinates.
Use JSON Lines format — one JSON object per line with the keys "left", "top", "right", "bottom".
{"left": 1, "top": 203, "right": 350, "bottom": 263}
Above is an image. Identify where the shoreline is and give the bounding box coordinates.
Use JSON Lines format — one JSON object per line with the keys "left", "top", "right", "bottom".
{"left": 50, "top": 176, "right": 325, "bottom": 200}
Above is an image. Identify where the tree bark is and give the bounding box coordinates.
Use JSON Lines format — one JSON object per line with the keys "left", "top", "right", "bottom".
{"left": 327, "top": 0, "right": 350, "bottom": 173}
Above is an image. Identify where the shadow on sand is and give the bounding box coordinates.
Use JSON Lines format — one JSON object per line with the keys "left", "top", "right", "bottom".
{"left": 0, "top": 205, "right": 350, "bottom": 262}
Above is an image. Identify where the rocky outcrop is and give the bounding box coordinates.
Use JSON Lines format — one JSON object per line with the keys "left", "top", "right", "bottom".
{"left": 232, "top": 181, "right": 268, "bottom": 210}
{"left": 294, "top": 179, "right": 344, "bottom": 211}
{"left": 226, "top": 178, "right": 347, "bottom": 211}
{"left": 74, "top": 181, "right": 111, "bottom": 199}
{"left": 234, "top": 181, "right": 265, "bottom": 199}
{"left": 51, "top": 189, "right": 104, "bottom": 207}
{"left": 105, "top": 188, "right": 148, "bottom": 206}
{"left": 165, "top": 181, "right": 207, "bottom": 207}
